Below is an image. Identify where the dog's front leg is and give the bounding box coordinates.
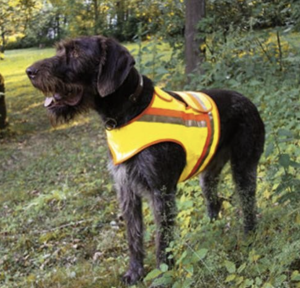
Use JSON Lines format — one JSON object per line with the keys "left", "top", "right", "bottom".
{"left": 151, "top": 187, "right": 176, "bottom": 268}
{"left": 119, "top": 186, "right": 145, "bottom": 284}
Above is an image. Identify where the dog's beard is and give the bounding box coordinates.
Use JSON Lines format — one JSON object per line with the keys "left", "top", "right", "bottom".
{"left": 46, "top": 94, "right": 93, "bottom": 126}
{"left": 31, "top": 78, "right": 93, "bottom": 126}
{"left": 42, "top": 86, "right": 93, "bottom": 126}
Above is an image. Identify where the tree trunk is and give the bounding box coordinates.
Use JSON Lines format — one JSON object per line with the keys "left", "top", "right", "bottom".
{"left": 185, "top": 0, "right": 206, "bottom": 79}
{"left": 0, "top": 28, "right": 5, "bottom": 59}
{"left": 116, "top": 0, "right": 125, "bottom": 39}
{"left": 56, "top": 13, "right": 60, "bottom": 39}
{"left": 93, "top": 0, "right": 99, "bottom": 34}
{"left": 0, "top": 73, "right": 7, "bottom": 129}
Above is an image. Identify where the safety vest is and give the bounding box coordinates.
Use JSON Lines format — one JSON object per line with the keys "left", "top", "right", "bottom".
{"left": 106, "top": 87, "right": 220, "bottom": 182}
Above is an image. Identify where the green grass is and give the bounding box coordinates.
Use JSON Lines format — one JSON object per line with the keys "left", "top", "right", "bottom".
{"left": 0, "top": 47, "right": 128, "bottom": 287}
{"left": 0, "top": 40, "right": 300, "bottom": 288}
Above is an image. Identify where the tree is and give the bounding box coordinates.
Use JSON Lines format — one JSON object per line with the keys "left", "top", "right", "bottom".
{"left": 0, "top": 73, "right": 7, "bottom": 129}
{"left": 0, "top": 0, "right": 42, "bottom": 51}
{"left": 0, "top": 0, "right": 14, "bottom": 54}
{"left": 185, "top": 0, "right": 206, "bottom": 78}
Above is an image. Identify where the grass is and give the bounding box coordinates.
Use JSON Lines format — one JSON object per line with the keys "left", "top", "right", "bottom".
{"left": 0, "top": 39, "right": 300, "bottom": 288}
{"left": 0, "top": 48, "right": 127, "bottom": 287}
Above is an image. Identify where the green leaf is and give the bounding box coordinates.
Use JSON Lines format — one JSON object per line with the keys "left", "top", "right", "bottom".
{"left": 172, "top": 281, "right": 182, "bottom": 288}
{"left": 185, "top": 264, "right": 194, "bottom": 275}
{"left": 244, "top": 278, "right": 254, "bottom": 286}
{"left": 236, "top": 276, "right": 244, "bottom": 285}
{"left": 278, "top": 129, "right": 293, "bottom": 137}
{"left": 156, "top": 67, "right": 169, "bottom": 75}
{"left": 279, "top": 154, "right": 290, "bottom": 168}
{"left": 152, "top": 274, "right": 173, "bottom": 287}
{"left": 224, "top": 260, "right": 236, "bottom": 274}
{"left": 176, "top": 250, "right": 187, "bottom": 265}
{"left": 225, "top": 274, "right": 236, "bottom": 282}
{"left": 182, "top": 278, "right": 194, "bottom": 287}
{"left": 195, "top": 248, "right": 208, "bottom": 260}
{"left": 263, "top": 283, "right": 274, "bottom": 288}
{"left": 160, "top": 263, "right": 168, "bottom": 272}
{"left": 275, "top": 274, "right": 287, "bottom": 285}
{"left": 144, "top": 269, "right": 162, "bottom": 281}
{"left": 291, "top": 271, "right": 300, "bottom": 281}
{"left": 265, "top": 142, "right": 274, "bottom": 157}
{"left": 182, "top": 200, "right": 194, "bottom": 209}
{"left": 290, "top": 160, "right": 300, "bottom": 168}
{"left": 255, "top": 277, "right": 263, "bottom": 286}
{"left": 237, "top": 262, "right": 247, "bottom": 274}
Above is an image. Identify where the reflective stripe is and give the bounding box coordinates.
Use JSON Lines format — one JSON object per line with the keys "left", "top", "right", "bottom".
{"left": 174, "top": 91, "right": 212, "bottom": 113}
{"left": 187, "top": 92, "right": 209, "bottom": 111}
{"left": 188, "top": 112, "right": 214, "bottom": 178}
{"left": 137, "top": 113, "right": 208, "bottom": 128}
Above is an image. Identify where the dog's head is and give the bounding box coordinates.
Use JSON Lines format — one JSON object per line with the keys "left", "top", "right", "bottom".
{"left": 26, "top": 36, "right": 135, "bottom": 124}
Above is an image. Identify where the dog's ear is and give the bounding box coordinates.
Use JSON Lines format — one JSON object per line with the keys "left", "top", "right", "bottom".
{"left": 97, "top": 38, "right": 135, "bottom": 97}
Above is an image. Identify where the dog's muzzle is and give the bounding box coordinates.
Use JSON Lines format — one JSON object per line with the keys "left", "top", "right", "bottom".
{"left": 26, "top": 67, "right": 39, "bottom": 80}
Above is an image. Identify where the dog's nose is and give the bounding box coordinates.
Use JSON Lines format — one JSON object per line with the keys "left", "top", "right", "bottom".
{"left": 26, "top": 67, "right": 38, "bottom": 79}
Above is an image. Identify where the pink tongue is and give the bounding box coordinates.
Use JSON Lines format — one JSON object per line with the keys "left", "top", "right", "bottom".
{"left": 44, "top": 97, "right": 54, "bottom": 107}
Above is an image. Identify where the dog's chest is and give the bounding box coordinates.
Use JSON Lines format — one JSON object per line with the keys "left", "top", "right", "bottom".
{"left": 108, "top": 159, "right": 152, "bottom": 200}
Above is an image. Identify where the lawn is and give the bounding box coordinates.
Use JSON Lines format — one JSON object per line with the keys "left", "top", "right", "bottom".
{"left": 0, "top": 39, "right": 300, "bottom": 288}
{"left": 0, "top": 47, "right": 128, "bottom": 287}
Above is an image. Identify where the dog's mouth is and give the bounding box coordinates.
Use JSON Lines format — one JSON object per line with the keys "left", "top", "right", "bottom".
{"left": 43, "top": 90, "right": 83, "bottom": 108}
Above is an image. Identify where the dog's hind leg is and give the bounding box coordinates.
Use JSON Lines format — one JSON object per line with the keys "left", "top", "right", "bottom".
{"left": 231, "top": 161, "right": 259, "bottom": 233}
{"left": 200, "top": 148, "right": 230, "bottom": 220}
{"left": 230, "top": 121, "right": 264, "bottom": 233}
{"left": 150, "top": 186, "right": 177, "bottom": 268}
{"left": 118, "top": 187, "right": 145, "bottom": 284}
{"left": 231, "top": 160, "right": 259, "bottom": 234}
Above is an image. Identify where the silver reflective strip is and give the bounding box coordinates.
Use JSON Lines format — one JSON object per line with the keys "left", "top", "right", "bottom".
{"left": 137, "top": 114, "right": 207, "bottom": 128}
{"left": 189, "top": 112, "right": 215, "bottom": 176}
{"left": 197, "top": 112, "right": 215, "bottom": 170}
{"left": 0, "top": 92, "right": 5, "bottom": 96}
{"left": 187, "top": 92, "right": 208, "bottom": 110}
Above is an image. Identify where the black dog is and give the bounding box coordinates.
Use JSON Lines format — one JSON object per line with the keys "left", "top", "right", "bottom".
{"left": 26, "top": 36, "right": 265, "bottom": 285}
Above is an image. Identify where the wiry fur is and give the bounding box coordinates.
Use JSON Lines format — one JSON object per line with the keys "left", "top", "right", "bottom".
{"left": 26, "top": 35, "right": 265, "bottom": 285}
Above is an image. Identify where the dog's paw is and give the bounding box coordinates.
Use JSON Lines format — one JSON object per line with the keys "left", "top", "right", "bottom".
{"left": 244, "top": 219, "right": 257, "bottom": 235}
{"left": 207, "top": 202, "right": 222, "bottom": 220}
{"left": 122, "top": 268, "right": 144, "bottom": 285}
{"left": 207, "top": 196, "right": 230, "bottom": 220}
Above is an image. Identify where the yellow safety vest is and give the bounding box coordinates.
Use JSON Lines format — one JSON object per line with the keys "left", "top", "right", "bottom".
{"left": 106, "top": 87, "right": 220, "bottom": 182}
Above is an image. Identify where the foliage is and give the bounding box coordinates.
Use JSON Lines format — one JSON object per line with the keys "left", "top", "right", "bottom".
{"left": 134, "top": 10, "right": 299, "bottom": 286}
{"left": 138, "top": 6, "right": 300, "bottom": 287}
{"left": 0, "top": 0, "right": 43, "bottom": 49}
{"left": 2, "top": 0, "right": 300, "bottom": 53}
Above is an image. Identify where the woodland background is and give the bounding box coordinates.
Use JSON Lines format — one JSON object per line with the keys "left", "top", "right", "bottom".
{"left": 0, "top": 0, "right": 300, "bottom": 287}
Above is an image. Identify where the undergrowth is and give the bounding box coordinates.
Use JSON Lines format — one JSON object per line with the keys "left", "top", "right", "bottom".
{"left": 134, "top": 28, "right": 300, "bottom": 288}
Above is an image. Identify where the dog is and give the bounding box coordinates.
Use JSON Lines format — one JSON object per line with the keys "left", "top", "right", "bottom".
{"left": 26, "top": 35, "right": 265, "bottom": 285}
